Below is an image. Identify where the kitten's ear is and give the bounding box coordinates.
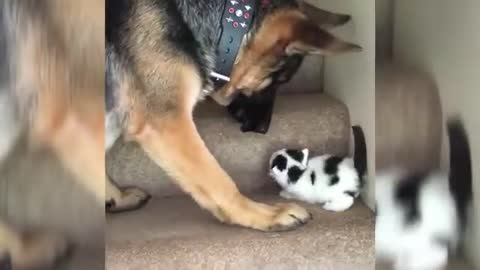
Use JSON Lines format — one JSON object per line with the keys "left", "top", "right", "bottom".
{"left": 301, "top": 148, "right": 310, "bottom": 166}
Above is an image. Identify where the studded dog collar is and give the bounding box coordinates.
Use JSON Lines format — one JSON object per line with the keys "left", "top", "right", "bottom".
{"left": 211, "top": 0, "right": 258, "bottom": 86}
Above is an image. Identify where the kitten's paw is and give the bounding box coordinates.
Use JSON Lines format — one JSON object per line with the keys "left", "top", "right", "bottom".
{"left": 396, "top": 245, "right": 448, "bottom": 270}
{"left": 279, "top": 190, "right": 295, "bottom": 200}
{"left": 106, "top": 187, "right": 151, "bottom": 213}
{"left": 322, "top": 197, "right": 354, "bottom": 212}
{"left": 322, "top": 202, "right": 338, "bottom": 212}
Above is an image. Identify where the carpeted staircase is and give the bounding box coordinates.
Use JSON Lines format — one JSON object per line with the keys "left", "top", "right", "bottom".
{"left": 105, "top": 93, "right": 375, "bottom": 269}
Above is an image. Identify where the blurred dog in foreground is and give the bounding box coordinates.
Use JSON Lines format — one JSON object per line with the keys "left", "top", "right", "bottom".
{"left": 0, "top": 1, "right": 104, "bottom": 269}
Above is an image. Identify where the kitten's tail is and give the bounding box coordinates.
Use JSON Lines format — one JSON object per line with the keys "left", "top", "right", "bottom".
{"left": 447, "top": 117, "right": 473, "bottom": 230}
{"left": 352, "top": 126, "right": 367, "bottom": 187}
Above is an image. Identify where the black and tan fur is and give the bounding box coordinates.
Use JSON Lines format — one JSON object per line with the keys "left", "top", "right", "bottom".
{"left": 105, "top": 0, "right": 360, "bottom": 231}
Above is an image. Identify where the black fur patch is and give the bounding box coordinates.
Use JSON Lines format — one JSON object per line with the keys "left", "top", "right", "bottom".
{"left": 310, "top": 171, "right": 316, "bottom": 185}
{"left": 324, "top": 156, "right": 344, "bottom": 174}
{"left": 323, "top": 156, "right": 343, "bottom": 186}
{"left": 324, "top": 156, "right": 344, "bottom": 186}
{"left": 271, "top": 155, "right": 287, "bottom": 171}
{"left": 287, "top": 166, "right": 305, "bottom": 184}
{"left": 352, "top": 126, "right": 367, "bottom": 187}
{"left": 329, "top": 175, "right": 340, "bottom": 186}
{"left": 345, "top": 191, "right": 357, "bottom": 198}
{"left": 447, "top": 118, "right": 472, "bottom": 231}
{"left": 395, "top": 173, "right": 426, "bottom": 225}
{"left": 286, "top": 149, "right": 304, "bottom": 164}
{"left": 227, "top": 85, "right": 277, "bottom": 134}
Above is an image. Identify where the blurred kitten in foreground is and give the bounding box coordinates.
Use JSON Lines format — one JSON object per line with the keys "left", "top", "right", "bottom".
{"left": 376, "top": 118, "right": 472, "bottom": 270}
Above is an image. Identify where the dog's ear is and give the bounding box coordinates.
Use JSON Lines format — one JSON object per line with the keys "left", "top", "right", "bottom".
{"left": 285, "top": 19, "right": 362, "bottom": 56}
{"left": 298, "top": 2, "right": 351, "bottom": 29}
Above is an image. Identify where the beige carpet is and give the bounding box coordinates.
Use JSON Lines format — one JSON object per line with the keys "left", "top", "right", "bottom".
{"left": 106, "top": 195, "right": 375, "bottom": 270}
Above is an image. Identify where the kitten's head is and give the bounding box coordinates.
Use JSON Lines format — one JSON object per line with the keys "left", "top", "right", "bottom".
{"left": 269, "top": 148, "right": 309, "bottom": 187}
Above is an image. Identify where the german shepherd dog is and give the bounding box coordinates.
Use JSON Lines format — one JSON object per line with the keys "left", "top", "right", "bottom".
{"left": 105, "top": 0, "right": 360, "bottom": 230}
{"left": 0, "top": 0, "right": 104, "bottom": 269}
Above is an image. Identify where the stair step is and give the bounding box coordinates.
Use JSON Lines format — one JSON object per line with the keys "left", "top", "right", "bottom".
{"left": 107, "top": 94, "right": 350, "bottom": 197}
{"left": 106, "top": 195, "right": 374, "bottom": 269}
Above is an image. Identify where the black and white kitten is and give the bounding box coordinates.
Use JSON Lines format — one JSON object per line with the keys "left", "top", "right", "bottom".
{"left": 268, "top": 127, "right": 367, "bottom": 212}
{"left": 269, "top": 149, "right": 361, "bottom": 211}
{"left": 375, "top": 119, "right": 473, "bottom": 270}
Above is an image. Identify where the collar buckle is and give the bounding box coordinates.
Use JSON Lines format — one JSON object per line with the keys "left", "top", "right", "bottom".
{"left": 210, "top": 71, "right": 231, "bottom": 82}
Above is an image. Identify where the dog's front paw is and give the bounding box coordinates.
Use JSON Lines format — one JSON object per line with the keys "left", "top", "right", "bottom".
{"left": 216, "top": 196, "right": 311, "bottom": 231}
{"left": 265, "top": 203, "right": 312, "bottom": 231}
{"left": 106, "top": 187, "right": 151, "bottom": 213}
{"left": 322, "top": 197, "right": 354, "bottom": 212}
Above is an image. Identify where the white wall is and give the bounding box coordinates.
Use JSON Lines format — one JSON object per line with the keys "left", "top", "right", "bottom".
{"left": 309, "top": 0, "right": 376, "bottom": 209}
{"left": 394, "top": 0, "right": 480, "bottom": 267}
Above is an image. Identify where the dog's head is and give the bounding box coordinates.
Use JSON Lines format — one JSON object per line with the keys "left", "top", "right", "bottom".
{"left": 212, "top": 1, "right": 361, "bottom": 105}
{"left": 269, "top": 148, "right": 309, "bottom": 187}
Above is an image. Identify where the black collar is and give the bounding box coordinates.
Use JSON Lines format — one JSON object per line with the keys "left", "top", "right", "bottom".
{"left": 211, "top": 0, "right": 259, "bottom": 86}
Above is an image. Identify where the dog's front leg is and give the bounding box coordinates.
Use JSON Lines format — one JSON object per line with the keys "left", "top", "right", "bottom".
{"left": 132, "top": 113, "right": 312, "bottom": 231}
{"left": 0, "top": 220, "right": 69, "bottom": 270}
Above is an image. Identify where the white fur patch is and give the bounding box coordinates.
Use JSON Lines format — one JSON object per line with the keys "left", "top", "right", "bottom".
{"left": 375, "top": 169, "right": 459, "bottom": 270}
